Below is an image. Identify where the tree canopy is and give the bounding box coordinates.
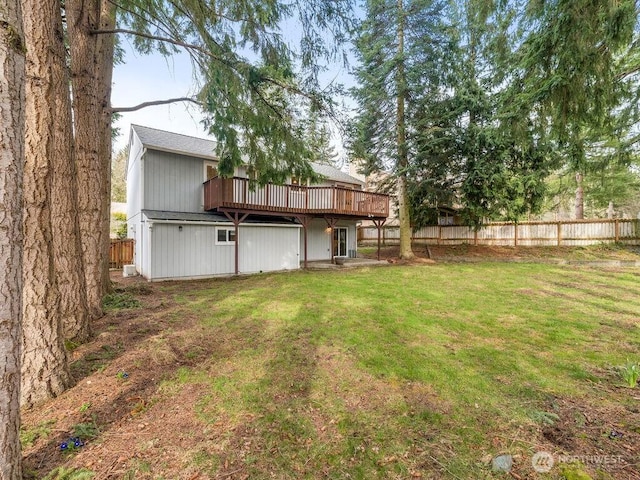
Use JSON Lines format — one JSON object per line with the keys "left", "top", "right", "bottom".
{"left": 351, "top": 0, "right": 640, "bottom": 227}
{"left": 114, "top": 0, "right": 354, "bottom": 183}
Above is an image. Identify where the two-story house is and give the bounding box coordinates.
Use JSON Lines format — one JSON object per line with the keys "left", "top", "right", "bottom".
{"left": 126, "top": 125, "right": 389, "bottom": 280}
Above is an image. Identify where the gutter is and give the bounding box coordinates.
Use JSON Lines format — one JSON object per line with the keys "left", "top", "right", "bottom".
{"left": 146, "top": 219, "right": 302, "bottom": 228}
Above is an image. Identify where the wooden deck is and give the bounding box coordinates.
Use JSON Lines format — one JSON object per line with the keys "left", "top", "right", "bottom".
{"left": 204, "top": 177, "right": 389, "bottom": 219}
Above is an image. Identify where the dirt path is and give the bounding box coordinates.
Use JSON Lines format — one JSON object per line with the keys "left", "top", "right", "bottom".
{"left": 359, "top": 244, "right": 640, "bottom": 264}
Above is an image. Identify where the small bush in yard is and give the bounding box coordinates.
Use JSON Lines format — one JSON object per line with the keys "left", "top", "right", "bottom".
{"left": 619, "top": 360, "right": 639, "bottom": 388}
{"left": 102, "top": 291, "right": 140, "bottom": 310}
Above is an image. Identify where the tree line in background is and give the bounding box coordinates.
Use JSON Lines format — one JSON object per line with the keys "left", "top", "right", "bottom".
{"left": 1, "top": 0, "right": 639, "bottom": 477}
{"left": 350, "top": 0, "right": 640, "bottom": 258}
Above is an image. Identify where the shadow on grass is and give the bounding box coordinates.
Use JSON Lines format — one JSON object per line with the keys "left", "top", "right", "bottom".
{"left": 22, "top": 276, "right": 274, "bottom": 478}
{"left": 214, "top": 307, "right": 321, "bottom": 478}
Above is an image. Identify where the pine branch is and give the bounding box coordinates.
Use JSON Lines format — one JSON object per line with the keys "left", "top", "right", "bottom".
{"left": 92, "top": 28, "right": 319, "bottom": 103}
{"left": 111, "top": 97, "right": 201, "bottom": 113}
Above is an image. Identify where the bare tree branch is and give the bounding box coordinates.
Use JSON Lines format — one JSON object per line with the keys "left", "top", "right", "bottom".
{"left": 92, "top": 28, "right": 215, "bottom": 58}
{"left": 617, "top": 63, "right": 640, "bottom": 79}
{"left": 111, "top": 96, "right": 202, "bottom": 113}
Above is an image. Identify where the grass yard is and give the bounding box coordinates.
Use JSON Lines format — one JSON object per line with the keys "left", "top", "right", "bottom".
{"left": 22, "top": 262, "right": 640, "bottom": 479}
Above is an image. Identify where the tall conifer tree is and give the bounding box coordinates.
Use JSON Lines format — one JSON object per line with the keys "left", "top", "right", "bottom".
{"left": 351, "top": 0, "right": 446, "bottom": 257}
{"left": 0, "top": 0, "right": 25, "bottom": 474}
{"left": 517, "top": 0, "right": 638, "bottom": 218}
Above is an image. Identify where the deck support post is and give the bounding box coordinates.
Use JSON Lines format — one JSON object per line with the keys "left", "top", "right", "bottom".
{"left": 224, "top": 211, "right": 249, "bottom": 275}
{"left": 372, "top": 219, "right": 386, "bottom": 261}
{"left": 295, "top": 215, "right": 312, "bottom": 269}
{"left": 324, "top": 217, "right": 340, "bottom": 264}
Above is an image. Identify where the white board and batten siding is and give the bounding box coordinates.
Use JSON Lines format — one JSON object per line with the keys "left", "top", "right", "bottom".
{"left": 126, "top": 126, "right": 363, "bottom": 279}
{"left": 303, "top": 219, "right": 358, "bottom": 261}
{"left": 239, "top": 226, "right": 300, "bottom": 273}
{"left": 147, "top": 221, "right": 301, "bottom": 281}
{"left": 126, "top": 132, "right": 145, "bottom": 273}
{"left": 140, "top": 220, "right": 151, "bottom": 278}
{"left": 143, "top": 150, "right": 207, "bottom": 213}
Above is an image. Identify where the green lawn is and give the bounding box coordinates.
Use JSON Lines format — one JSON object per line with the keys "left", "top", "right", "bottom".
{"left": 149, "top": 263, "right": 639, "bottom": 479}
{"left": 31, "top": 263, "right": 640, "bottom": 479}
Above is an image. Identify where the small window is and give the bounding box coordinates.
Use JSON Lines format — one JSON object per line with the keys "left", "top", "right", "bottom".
{"left": 247, "top": 165, "right": 258, "bottom": 181}
{"left": 215, "top": 227, "right": 236, "bottom": 245}
{"left": 204, "top": 161, "right": 218, "bottom": 181}
{"left": 290, "top": 176, "right": 306, "bottom": 192}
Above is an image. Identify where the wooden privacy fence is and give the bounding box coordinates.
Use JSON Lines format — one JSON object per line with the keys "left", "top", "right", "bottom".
{"left": 358, "top": 219, "right": 640, "bottom": 247}
{"left": 110, "top": 239, "right": 134, "bottom": 268}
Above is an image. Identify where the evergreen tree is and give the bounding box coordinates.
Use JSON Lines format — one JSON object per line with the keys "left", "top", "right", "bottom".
{"left": 58, "top": 0, "right": 354, "bottom": 316}
{"left": 516, "top": 0, "right": 639, "bottom": 218}
{"left": 67, "top": 0, "right": 116, "bottom": 317}
{"left": 351, "top": 0, "right": 446, "bottom": 258}
{"left": 13, "top": 0, "right": 355, "bottom": 410}
{"left": 407, "top": 0, "right": 638, "bottom": 226}
{"left": 408, "top": 0, "right": 551, "bottom": 227}
{"left": 21, "top": 0, "right": 72, "bottom": 407}
{"left": 0, "top": 0, "right": 25, "bottom": 475}
{"left": 306, "top": 111, "right": 339, "bottom": 166}
{"left": 114, "top": 0, "right": 354, "bottom": 183}
{"left": 111, "top": 147, "right": 128, "bottom": 203}
{"left": 543, "top": 153, "right": 640, "bottom": 219}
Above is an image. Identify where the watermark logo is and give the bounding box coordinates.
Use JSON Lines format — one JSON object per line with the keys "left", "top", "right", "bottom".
{"left": 531, "top": 451, "right": 625, "bottom": 472}
{"left": 532, "top": 451, "right": 555, "bottom": 473}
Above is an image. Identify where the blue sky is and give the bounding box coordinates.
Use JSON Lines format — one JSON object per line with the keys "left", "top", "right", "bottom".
{"left": 112, "top": 44, "right": 209, "bottom": 153}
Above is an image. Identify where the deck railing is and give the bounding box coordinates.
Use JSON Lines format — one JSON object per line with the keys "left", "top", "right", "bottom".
{"left": 204, "top": 177, "right": 389, "bottom": 218}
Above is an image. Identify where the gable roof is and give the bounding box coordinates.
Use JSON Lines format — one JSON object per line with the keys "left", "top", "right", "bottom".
{"left": 310, "top": 162, "right": 364, "bottom": 187}
{"left": 131, "top": 125, "right": 363, "bottom": 186}
{"left": 132, "top": 124, "right": 218, "bottom": 160}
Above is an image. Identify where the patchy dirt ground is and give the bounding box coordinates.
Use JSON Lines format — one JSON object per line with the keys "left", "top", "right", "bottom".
{"left": 20, "top": 259, "right": 640, "bottom": 479}
{"left": 21, "top": 276, "right": 216, "bottom": 479}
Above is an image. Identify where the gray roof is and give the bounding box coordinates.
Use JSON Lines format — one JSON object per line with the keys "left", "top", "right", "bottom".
{"left": 143, "top": 210, "right": 299, "bottom": 225}
{"left": 131, "top": 125, "right": 363, "bottom": 185}
{"left": 310, "top": 162, "right": 364, "bottom": 186}
{"left": 132, "top": 124, "right": 218, "bottom": 160}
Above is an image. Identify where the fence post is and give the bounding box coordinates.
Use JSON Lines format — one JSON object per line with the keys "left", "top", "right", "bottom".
{"left": 438, "top": 225, "right": 442, "bottom": 245}
{"left": 514, "top": 224, "right": 518, "bottom": 246}
{"left": 474, "top": 228, "right": 478, "bottom": 246}
{"left": 615, "top": 218, "right": 620, "bottom": 242}
{"left": 557, "top": 222, "right": 562, "bottom": 246}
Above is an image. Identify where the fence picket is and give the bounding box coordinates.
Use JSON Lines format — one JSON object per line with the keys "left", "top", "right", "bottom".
{"left": 110, "top": 239, "right": 135, "bottom": 269}
{"left": 358, "top": 219, "right": 640, "bottom": 246}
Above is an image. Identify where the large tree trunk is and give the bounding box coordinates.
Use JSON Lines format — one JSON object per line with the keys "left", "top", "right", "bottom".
{"left": 397, "top": 175, "right": 414, "bottom": 258}
{"left": 0, "top": 1, "right": 25, "bottom": 476}
{"left": 97, "top": 0, "right": 116, "bottom": 296}
{"left": 21, "top": 0, "right": 72, "bottom": 408}
{"left": 51, "top": 0, "right": 91, "bottom": 342}
{"left": 66, "top": 0, "right": 116, "bottom": 319}
{"left": 396, "top": 0, "right": 414, "bottom": 260}
{"left": 575, "top": 172, "right": 584, "bottom": 220}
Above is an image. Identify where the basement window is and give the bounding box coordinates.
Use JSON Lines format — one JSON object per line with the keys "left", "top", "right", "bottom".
{"left": 215, "top": 227, "right": 236, "bottom": 245}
